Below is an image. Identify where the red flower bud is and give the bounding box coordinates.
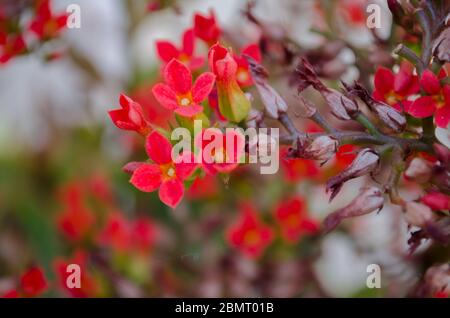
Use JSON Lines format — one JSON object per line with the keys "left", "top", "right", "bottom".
{"left": 108, "top": 94, "right": 150, "bottom": 135}
{"left": 208, "top": 44, "right": 251, "bottom": 122}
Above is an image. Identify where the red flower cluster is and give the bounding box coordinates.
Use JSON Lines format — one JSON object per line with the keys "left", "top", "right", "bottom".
{"left": 0, "top": 0, "right": 67, "bottom": 65}
{"left": 227, "top": 198, "right": 319, "bottom": 258}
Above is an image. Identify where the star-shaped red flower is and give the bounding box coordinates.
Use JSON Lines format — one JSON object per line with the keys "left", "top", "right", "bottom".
{"left": 152, "top": 59, "right": 215, "bottom": 118}
{"left": 130, "top": 131, "right": 197, "bottom": 208}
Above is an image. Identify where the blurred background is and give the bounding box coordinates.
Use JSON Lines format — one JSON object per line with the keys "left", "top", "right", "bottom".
{"left": 0, "top": 0, "right": 447, "bottom": 298}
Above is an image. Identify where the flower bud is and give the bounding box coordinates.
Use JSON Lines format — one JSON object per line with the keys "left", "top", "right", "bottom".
{"left": 292, "top": 59, "right": 358, "bottom": 120}
{"left": 326, "top": 148, "right": 380, "bottom": 201}
{"left": 404, "top": 201, "right": 436, "bottom": 227}
{"left": 344, "top": 82, "right": 406, "bottom": 132}
{"left": 433, "top": 27, "right": 450, "bottom": 63}
{"left": 323, "top": 186, "right": 384, "bottom": 232}
{"left": 108, "top": 94, "right": 150, "bottom": 135}
{"left": 208, "top": 44, "right": 251, "bottom": 122}
{"left": 246, "top": 55, "right": 288, "bottom": 119}
{"left": 424, "top": 264, "right": 450, "bottom": 296}
{"left": 404, "top": 157, "right": 432, "bottom": 183}
{"left": 304, "top": 136, "right": 338, "bottom": 163}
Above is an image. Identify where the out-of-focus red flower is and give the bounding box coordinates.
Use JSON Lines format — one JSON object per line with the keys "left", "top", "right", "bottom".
{"left": 280, "top": 146, "right": 320, "bottom": 182}
{"left": 57, "top": 183, "right": 94, "bottom": 242}
{"left": 373, "top": 62, "right": 420, "bottom": 112}
{"left": 109, "top": 94, "right": 151, "bottom": 135}
{"left": 152, "top": 59, "right": 215, "bottom": 118}
{"left": 333, "top": 144, "right": 357, "bottom": 171}
{"left": 20, "top": 267, "right": 48, "bottom": 297}
{"left": 29, "top": 0, "right": 67, "bottom": 40}
{"left": 88, "top": 173, "right": 113, "bottom": 204}
{"left": 408, "top": 69, "right": 450, "bottom": 128}
{"left": 130, "top": 131, "right": 197, "bottom": 208}
{"left": 274, "top": 197, "right": 319, "bottom": 243}
{"left": 193, "top": 10, "right": 221, "bottom": 45}
{"left": 233, "top": 44, "right": 262, "bottom": 87}
{"left": 195, "top": 128, "right": 245, "bottom": 175}
{"left": 156, "top": 29, "right": 204, "bottom": 71}
{"left": 340, "top": 0, "right": 366, "bottom": 25}
{"left": 0, "top": 33, "right": 26, "bottom": 64}
{"left": 187, "top": 174, "right": 219, "bottom": 199}
{"left": 227, "top": 203, "right": 273, "bottom": 259}
{"left": 98, "top": 213, "right": 130, "bottom": 251}
{"left": 421, "top": 192, "right": 450, "bottom": 211}
{"left": 208, "top": 43, "right": 251, "bottom": 122}
{"left": 434, "top": 291, "right": 449, "bottom": 298}
{"left": 54, "top": 250, "right": 98, "bottom": 298}
{"left": 131, "top": 217, "right": 157, "bottom": 253}
{"left": 1, "top": 290, "right": 19, "bottom": 298}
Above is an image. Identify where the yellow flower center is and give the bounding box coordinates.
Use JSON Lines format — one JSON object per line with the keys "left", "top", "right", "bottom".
{"left": 161, "top": 163, "right": 176, "bottom": 180}
{"left": 433, "top": 93, "right": 445, "bottom": 109}
{"left": 244, "top": 230, "right": 260, "bottom": 245}
{"left": 236, "top": 68, "right": 249, "bottom": 83}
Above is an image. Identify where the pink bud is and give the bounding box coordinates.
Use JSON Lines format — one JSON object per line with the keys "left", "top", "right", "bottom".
{"left": 304, "top": 136, "right": 338, "bottom": 163}
{"left": 323, "top": 186, "right": 384, "bottom": 232}
{"left": 326, "top": 148, "right": 380, "bottom": 201}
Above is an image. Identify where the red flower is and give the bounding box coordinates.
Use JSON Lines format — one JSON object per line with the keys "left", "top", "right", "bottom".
{"left": 193, "top": 10, "right": 221, "bottom": 45}
{"left": 98, "top": 213, "right": 130, "bottom": 251}
{"left": 208, "top": 44, "right": 251, "bottom": 122}
{"left": 274, "top": 197, "right": 319, "bottom": 243}
{"left": 130, "top": 217, "right": 157, "bottom": 253}
{"left": 1, "top": 290, "right": 19, "bottom": 298}
{"left": 29, "top": 0, "right": 67, "bottom": 40}
{"left": 195, "top": 128, "right": 245, "bottom": 175}
{"left": 227, "top": 203, "right": 273, "bottom": 259}
{"left": 340, "top": 0, "right": 366, "bottom": 25}
{"left": 130, "top": 131, "right": 197, "bottom": 208}
{"left": 0, "top": 33, "right": 26, "bottom": 64}
{"left": 408, "top": 69, "right": 450, "bottom": 128}
{"left": 152, "top": 59, "right": 215, "bottom": 118}
{"left": 54, "top": 250, "right": 98, "bottom": 298}
{"left": 280, "top": 146, "right": 320, "bottom": 182}
{"left": 156, "top": 28, "right": 204, "bottom": 71}
{"left": 233, "top": 43, "right": 262, "bottom": 87}
{"left": 20, "top": 267, "right": 48, "bottom": 297}
{"left": 57, "top": 183, "right": 94, "bottom": 242}
{"left": 421, "top": 192, "right": 450, "bottom": 211}
{"left": 109, "top": 94, "right": 150, "bottom": 135}
{"left": 373, "top": 62, "right": 420, "bottom": 112}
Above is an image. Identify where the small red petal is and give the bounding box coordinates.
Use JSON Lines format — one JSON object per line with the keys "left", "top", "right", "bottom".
{"left": 241, "top": 43, "right": 262, "bottom": 62}
{"left": 130, "top": 163, "right": 162, "bottom": 192}
{"left": 374, "top": 67, "right": 394, "bottom": 96}
{"left": 152, "top": 83, "right": 178, "bottom": 110}
{"left": 156, "top": 41, "right": 180, "bottom": 63}
{"left": 174, "top": 104, "right": 203, "bottom": 117}
{"left": 159, "top": 179, "right": 184, "bottom": 208}
{"left": 408, "top": 96, "right": 437, "bottom": 118}
{"left": 174, "top": 152, "right": 197, "bottom": 180}
{"left": 182, "top": 28, "right": 195, "bottom": 56}
{"left": 146, "top": 131, "right": 173, "bottom": 164}
{"left": 435, "top": 106, "right": 450, "bottom": 128}
{"left": 192, "top": 72, "right": 216, "bottom": 103}
{"left": 420, "top": 69, "right": 441, "bottom": 95}
{"left": 164, "top": 59, "right": 192, "bottom": 94}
